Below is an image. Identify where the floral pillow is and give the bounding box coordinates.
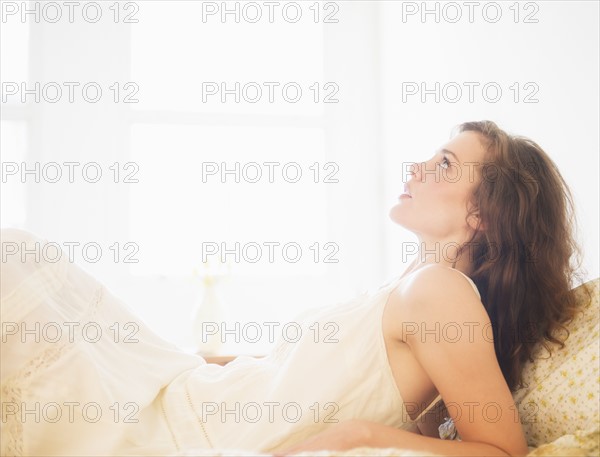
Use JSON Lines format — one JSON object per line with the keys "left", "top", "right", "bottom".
{"left": 512, "top": 278, "right": 600, "bottom": 448}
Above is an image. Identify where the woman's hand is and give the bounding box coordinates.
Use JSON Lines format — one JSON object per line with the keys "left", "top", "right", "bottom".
{"left": 275, "top": 419, "right": 372, "bottom": 456}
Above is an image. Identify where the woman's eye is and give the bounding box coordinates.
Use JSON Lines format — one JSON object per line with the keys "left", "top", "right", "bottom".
{"left": 438, "top": 157, "right": 451, "bottom": 170}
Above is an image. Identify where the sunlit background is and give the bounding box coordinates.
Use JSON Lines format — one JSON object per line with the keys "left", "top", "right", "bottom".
{"left": 1, "top": 1, "right": 598, "bottom": 354}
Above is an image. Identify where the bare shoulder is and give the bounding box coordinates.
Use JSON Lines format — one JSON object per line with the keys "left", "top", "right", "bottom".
{"left": 405, "top": 264, "right": 481, "bottom": 301}
{"left": 387, "top": 264, "right": 490, "bottom": 344}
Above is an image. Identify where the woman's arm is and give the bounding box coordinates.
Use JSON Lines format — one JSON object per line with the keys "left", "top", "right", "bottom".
{"left": 202, "top": 355, "right": 266, "bottom": 365}
{"left": 279, "top": 418, "right": 518, "bottom": 456}
{"left": 363, "top": 420, "right": 517, "bottom": 456}
{"left": 203, "top": 355, "right": 238, "bottom": 365}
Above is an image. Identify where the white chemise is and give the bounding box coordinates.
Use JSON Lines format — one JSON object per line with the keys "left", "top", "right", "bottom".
{"left": 0, "top": 229, "right": 481, "bottom": 456}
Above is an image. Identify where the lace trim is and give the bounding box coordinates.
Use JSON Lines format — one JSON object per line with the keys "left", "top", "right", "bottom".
{"left": 1, "top": 382, "right": 24, "bottom": 457}
{"left": 0, "top": 285, "right": 104, "bottom": 456}
{"left": 159, "top": 393, "right": 181, "bottom": 452}
{"left": 185, "top": 383, "right": 215, "bottom": 448}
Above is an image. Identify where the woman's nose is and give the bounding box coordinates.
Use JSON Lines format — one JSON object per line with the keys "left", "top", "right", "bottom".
{"left": 408, "top": 162, "right": 423, "bottom": 180}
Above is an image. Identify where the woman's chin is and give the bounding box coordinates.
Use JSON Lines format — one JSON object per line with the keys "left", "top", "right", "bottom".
{"left": 388, "top": 206, "right": 410, "bottom": 228}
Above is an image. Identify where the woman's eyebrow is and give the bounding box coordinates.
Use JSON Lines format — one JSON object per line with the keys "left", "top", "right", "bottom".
{"left": 441, "top": 148, "right": 460, "bottom": 164}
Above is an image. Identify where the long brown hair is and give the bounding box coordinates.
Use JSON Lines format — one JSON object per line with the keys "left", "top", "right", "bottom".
{"left": 453, "top": 120, "right": 589, "bottom": 392}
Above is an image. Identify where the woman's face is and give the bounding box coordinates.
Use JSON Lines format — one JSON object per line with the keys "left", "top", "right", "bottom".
{"left": 389, "top": 131, "right": 487, "bottom": 243}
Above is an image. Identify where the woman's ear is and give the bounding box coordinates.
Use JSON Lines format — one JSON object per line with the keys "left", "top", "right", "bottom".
{"left": 467, "top": 212, "right": 486, "bottom": 231}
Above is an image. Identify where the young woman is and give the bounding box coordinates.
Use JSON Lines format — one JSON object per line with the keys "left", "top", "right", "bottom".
{"left": 0, "top": 121, "right": 585, "bottom": 457}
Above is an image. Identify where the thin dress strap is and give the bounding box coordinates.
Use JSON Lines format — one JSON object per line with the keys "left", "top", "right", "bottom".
{"left": 449, "top": 266, "right": 481, "bottom": 299}
{"left": 413, "top": 393, "right": 443, "bottom": 423}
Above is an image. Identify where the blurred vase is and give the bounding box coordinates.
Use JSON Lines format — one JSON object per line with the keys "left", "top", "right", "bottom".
{"left": 191, "top": 273, "right": 228, "bottom": 356}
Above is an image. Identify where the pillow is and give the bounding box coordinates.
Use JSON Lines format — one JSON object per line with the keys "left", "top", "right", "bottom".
{"left": 526, "top": 426, "right": 599, "bottom": 456}
{"left": 513, "top": 278, "right": 600, "bottom": 448}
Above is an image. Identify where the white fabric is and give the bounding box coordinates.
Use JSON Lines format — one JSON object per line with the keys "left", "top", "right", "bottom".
{"left": 0, "top": 228, "right": 481, "bottom": 456}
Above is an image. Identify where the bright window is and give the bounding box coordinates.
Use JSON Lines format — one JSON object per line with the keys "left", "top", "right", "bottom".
{"left": 0, "top": 121, "right": 28, "bottom": 227}
{"left": 129, "top": 123, "right": 328, "bottom": 277}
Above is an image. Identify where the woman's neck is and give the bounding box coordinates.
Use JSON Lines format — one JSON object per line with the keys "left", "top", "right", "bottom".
{"left": 401, "top": 255, "right": 473, "bottom": 279}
